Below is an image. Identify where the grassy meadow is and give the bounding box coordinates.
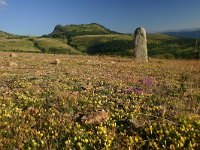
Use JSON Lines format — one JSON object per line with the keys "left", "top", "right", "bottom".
{"left": 0, "top": 38, "right": 40, "bottom": 53}
{"left": 0, "top": 52, "right": 199, "bottom": 149}
{"left": 0, "top": 32, "right": 79, "bottom": 54}
{"left": 71, "top": 34, "right": 132, "bottom": 53}
{"left": 32, "top": 38, "right": 80, "bottom": 55}
{"left": 47, "top": 24, "right": 200, "bottom": 59}
{"left": 0, "top": 24, "right": 200, "bottom": 149}
{"left": 1, "top": 23, "right": 200, "bottom": 59}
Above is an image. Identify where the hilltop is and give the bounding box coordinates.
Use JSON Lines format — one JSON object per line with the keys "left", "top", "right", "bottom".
{"left": 47, "top": 23, "right": 120, "bottom": 38}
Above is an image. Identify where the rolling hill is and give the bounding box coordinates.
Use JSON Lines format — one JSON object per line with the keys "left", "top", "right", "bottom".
{"left": 0, "top": 24, "right": 200, "bottom": 59}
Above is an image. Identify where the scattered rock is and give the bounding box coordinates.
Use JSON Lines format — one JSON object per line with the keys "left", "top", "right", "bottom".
{"left": 81, "top": 82, "right": 93, "bottom": 91}
{"left": 27, "top": 107, "right": 39, "bottom": 115}
{"left": 10, "top": 53, "right": 17, "bottom": 58}
{"left": 110, "top": 61, "right": 115, "bottom": 64}
{"left": 148, "top": 57, "right": 151, "bottom": 62}
{"left": 81, "top": 110, "right": 109, "bottom": 125}
{"left": 0, "top": 66, "right": 6, "bottom": 70}
{"left": 129, "top": 117, "right": 146, "bottom": 128}
{"left": 95, "top": 86, "right": 105, "bottom": 92}
{"left": 51, "top": 59, "right": 61, "bottom": 65}
{"left": 9, "top": 62, "right": 18, "bottom": 68}
{"left": 56, "top": 91, "right": 79, "bottom": 101}
{"left": 134, "top": 27, "right": 148, "bottom": 62}
{"left": 0, "top": 86, "right": 9, "bottom": 97}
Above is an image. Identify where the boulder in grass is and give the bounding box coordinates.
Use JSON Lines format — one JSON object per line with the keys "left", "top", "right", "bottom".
{"left": 51, "top": 59, "right": 61, "bottom": 65}
{"left": 10, "top": 53, "right": 17, "bottom": 58}
{"left": 81, "top": 81, "right": 93, "bottom": 91}
{"left": 9, "top": 62, "right": 18, "bottom": 68}
{"left": 81, "top": 110, "right": 109, "bottom": 125}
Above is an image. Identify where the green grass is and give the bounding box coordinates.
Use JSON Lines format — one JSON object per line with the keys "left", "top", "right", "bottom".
{"left": 0, "top": 32, "right": 80, "bottom": 54}
{"left": 32, "top": 38, "right": 81, "bottom": 54}
{"left": 0, "top": 52, "right": 199, "bottom": 149}
{"left": 47, "top": 23, "right": 200, "bottom": 59}
{"left": 147, "top": 34, "right": 178, "bottom": 41}
{"left": 0, "top": 38, "right": 40, "bottom": 52}
{"left": 71, "top": 34, "right": 132, "bottom": 53}
{"left": 148, "top": 34, "right": 200, "bottom": 59}
{"left": 0, "top": 31, "right": 18, "bottom": 39}
{"left": 70, "top": 33, "right": 200, "bottom": 58}
{"left": 1, "top": 24, "right": 200, "bottom": 59}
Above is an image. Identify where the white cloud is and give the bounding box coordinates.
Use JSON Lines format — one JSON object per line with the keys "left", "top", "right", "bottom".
{"left": 0, "top": 0, "right": 7, "bottom": 6}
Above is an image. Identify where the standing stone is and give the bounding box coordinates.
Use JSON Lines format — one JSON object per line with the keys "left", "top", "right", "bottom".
{"left": 134, "top": 27, "right": 148, "bottom": 62}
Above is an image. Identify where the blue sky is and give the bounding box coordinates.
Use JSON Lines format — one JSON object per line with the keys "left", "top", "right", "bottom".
{"left": 0, "top": 0, "right": 200, "bottom": 36}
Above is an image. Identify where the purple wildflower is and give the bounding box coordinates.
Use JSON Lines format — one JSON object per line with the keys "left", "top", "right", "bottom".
{"left": 122, "top": 87, "right": 135, "bottom": 94}
{"left": 122, "top": 86, "right": 144, "bottom": 95}
{"left": 134, "top": 87, "right": 144, "bottom": 95}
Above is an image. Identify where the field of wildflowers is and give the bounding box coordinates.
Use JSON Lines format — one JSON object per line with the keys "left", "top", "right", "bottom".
{"left": 0, "top": 52, "right": 199, "bottom": 149}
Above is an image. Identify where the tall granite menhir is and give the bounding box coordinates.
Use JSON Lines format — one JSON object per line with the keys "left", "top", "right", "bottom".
{"left": 134, "top": 27, "right": 148, "bottom": 62}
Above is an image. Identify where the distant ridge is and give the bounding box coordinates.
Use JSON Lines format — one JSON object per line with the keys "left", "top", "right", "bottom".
{"left": 162, "top": 28, "right": 200, "bottom": 39}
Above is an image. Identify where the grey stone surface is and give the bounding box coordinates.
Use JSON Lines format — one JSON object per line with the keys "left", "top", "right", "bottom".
{"left": 9, "top": 62, "right": 18, "bottom": 68}
{"left": 134, "top": 27, "right": 148, "bottom": 62}
{"left": 51, "top": 59, "right": 61, "bottom": 65}
{"left": 10, "top": 53, "right": 17, "bottom": 58}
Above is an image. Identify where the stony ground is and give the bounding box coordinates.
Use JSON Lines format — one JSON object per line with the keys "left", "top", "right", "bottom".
{"left": 0, "top": 52, "right": 200, "bottom": 149}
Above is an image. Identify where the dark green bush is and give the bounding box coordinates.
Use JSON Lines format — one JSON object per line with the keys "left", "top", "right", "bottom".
{"left": 87, "top": 40, "right": 133, "bottom": 55}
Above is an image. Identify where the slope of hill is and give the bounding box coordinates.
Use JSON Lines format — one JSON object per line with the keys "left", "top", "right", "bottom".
{"left": 47, "top": 23, "right": 120, "bottom": 38}
{"left": 0, "top": 38, "right": 40, "bottom": 52}
{"left": 0, "top": 31, "right": 19, "bottom": 39}
{"left": 71, "top": 34, "right": 133, "bottom": 55}
{"left": 147, "top": 34, "right": 200, "bottom": 59}
{"left": 32, "top": 38, "right": 80, "bottom": 54}
{"left": 0, "top": 31, "right": 79, "bottom": 54}
{"left": 70, "top": 33, "right": 200, "bottom": 58}
{"left": 0, "top": 31, "right": 40, "bottom": 52}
